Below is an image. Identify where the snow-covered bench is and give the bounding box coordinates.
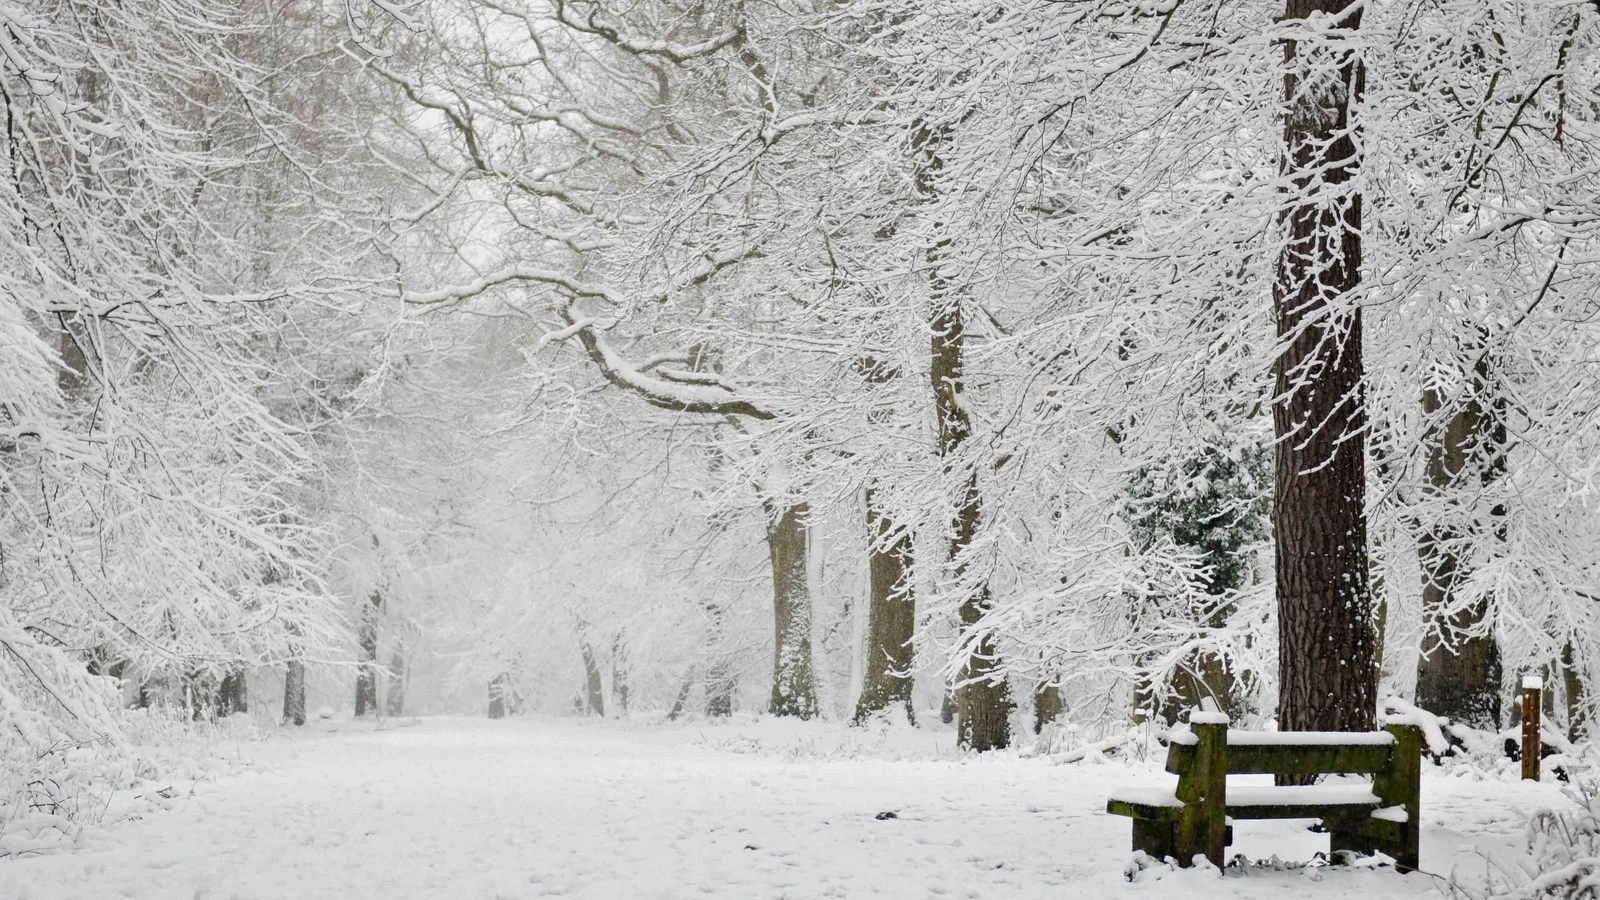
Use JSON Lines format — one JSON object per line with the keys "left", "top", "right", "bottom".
{"left": 1105, "top": 712, "right": 1422, "bottom": 871}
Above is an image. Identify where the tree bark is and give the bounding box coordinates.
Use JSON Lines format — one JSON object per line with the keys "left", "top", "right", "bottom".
{"left": 215, "top": 666, "right": 248, "bottom": 717}
{"left": 488, "top": 672, "right": 516, "bottom": 719}
{"left": 579, "top": 639, "right": 606, "bottom": 716}
{"left": 1415, "top": 355, "right": 1503, "bottom": 729}
{"left": 283, "top": 659, "right": 306, "bottom": 726}
{"left": 1562, "top": 642, "right": 1587, "bottom": 741}
{"left": 853, "top": 486, "right": 916, "bottom": 724}
{"left": 767, "top": 503, "right": 818, "bottom": 718}
{"left": 385, "top": 645, "right": 408, "bottom": 718}
{"left": 702, "top": 600, "right": 736, "bottom": 717}
{"left": 921, "top": 120, "right": 1012, "bottom": 750}
{"left": 354, "top": 590, "right": 382, "bottom": 717}
{"left": 1272, "top": 0, "right": 1375, "bottom": 735}
{"left": 611, "top": 632, "right": 629, "bottom": 718}
{"left": 667, "top": 667, "right": 695, "bottom": 721}
{"left": 1034, "top": 683, "right": 1064, "bottom": 734}
{"left": 931, "top": 279, "right": 1011, "bottom": 751}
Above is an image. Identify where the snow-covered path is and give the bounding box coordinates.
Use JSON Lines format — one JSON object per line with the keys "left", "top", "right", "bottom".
{"left": 0, "top": 717, "right": 1572, "bottom": 899}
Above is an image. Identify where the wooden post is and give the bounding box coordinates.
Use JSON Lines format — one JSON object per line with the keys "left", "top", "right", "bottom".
{"left": 1178, "top": 711, "right": 1229, "bottom": 868}
{"left": 1382, "top": 722, "right": 1422, "bottom": 872}
{"left": 1522, "top": 675, "right": 1542, "bottom": 781}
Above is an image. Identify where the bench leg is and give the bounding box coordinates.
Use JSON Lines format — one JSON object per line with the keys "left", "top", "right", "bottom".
{"left": 1131, "top": 819, "right": 1176, "bottom": 862}
{"left": 1388, "top": 825, "right": 1419, "bottom": 874}
{"left": 1330, "top": 821, "right": 1418, "bottom": 873}
{"left": 1328, "top": 827, "right": 1377, "bottom": 864}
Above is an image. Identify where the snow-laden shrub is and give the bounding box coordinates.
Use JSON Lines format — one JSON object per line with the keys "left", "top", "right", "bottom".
{"left": 1456, "top": 779, "right": 1600, "bottom": 898}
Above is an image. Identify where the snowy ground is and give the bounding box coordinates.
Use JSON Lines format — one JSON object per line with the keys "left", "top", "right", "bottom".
{"left": 0, "top": 716, "right": 1577, "bottom": 899}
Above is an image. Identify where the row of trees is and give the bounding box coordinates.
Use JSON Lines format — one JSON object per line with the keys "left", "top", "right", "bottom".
{"left": 5, "top": 0, "right": 1600, "bottom": 807}
{"left": 371, "top": 0, "right": 1600, "bottom": 749}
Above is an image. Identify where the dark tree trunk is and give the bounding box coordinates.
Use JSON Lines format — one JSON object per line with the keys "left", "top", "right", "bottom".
{"left": 1162, "top": 643, "right": 1235, "bottom": 726}
{"left": 933, "top": 297, "right": 1012, "bottom": 751}
{"left": 853, "top": 487, "right": 916, "bottom": 724}
{"left": 385, "top": 645, "right": 407, "bottom": 717}
{"left": 488, "top": 672, "right": 516, "bottom": 719}
{"left": 186, "top": 670, "right": 214, "bottom": 721}
{"left": 667, "top": 667, "right": 695, "bottom": 721}
{"left": 1272, "top": 0, "right": 1375, "bottom": 735}
{"left": 579, "top": 639, "right": 606, "bottom": 716}
{"left": 1562, "top": 642, "right": 1587, "bottom": 741}
{"left": 1034, "top": 683, "right": 1064, "bottom": 734}
{"left": 354, "top": 590, "right": 382, "bottom": 717}
{"left": 1415, "top": 352, "right": 1503, "bottom": 730}
{"left": 58, "top": 310, "right": 88, "bottom": 400}
{"left": 940, "top": 689, "right": 957, "bottom": 725}
{"left": 215, "top": 666, "right": 248, "bottom": 716}
{"left": 611, "top": 633, "right": 629, "bottom": 718}
{"left": 767, "top": 502, "right": 818, "bottom": 718}
{"left": 283, "top": 660, "right": 306, "bottom": 725}
{"left": 705, "top": 664, "right": 735, "bottom": 717}
{"left": 920, "top": 120, "right": 1012, "bottom": 751}
{"left": 702, "top": 600, "right": 735, "bottom": 717}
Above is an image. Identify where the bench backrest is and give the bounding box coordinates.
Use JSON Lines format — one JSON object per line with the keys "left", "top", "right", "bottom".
{"left": 1166, "top": 728, "right": 1398, "bottom": 777}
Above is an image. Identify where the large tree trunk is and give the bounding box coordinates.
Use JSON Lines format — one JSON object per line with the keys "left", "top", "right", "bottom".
{"left": 767, "top": 503, "right": 818, "bottom": 718}
{"left": 931, "top": 280, "right": 1011, "bottom": 751}
{"left": 921, "top": 121, "right": 1012, "bottom": 751}
{"left": 354, "top": 590, "right": 382, "bottom": 717}
{"left": 283, "top": 660, "right": 306, "bottom": 726}
{"left": 1272, "top": 0, "right": 1375, "bottom": 735}
{"left": 1415, "top": 355, "right": 1503, "bottom": 729}
{"left": 853, "top": 487, "right": 916, "bottom": 724}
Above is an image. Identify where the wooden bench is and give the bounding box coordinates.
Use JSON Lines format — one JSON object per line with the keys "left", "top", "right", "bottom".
{"left": 1105, "top": 712, "right": 1422, "bottom": 871}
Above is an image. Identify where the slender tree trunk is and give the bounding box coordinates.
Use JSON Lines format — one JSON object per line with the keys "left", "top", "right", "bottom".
{"left": 920, "top": 121, "right": 1012, "bottom": 751}
{"left": 385, "top": 644, "right": 408, "bottom": 717}
{"left": 705, "top": 663, "right": 735, "bottom": 717}
{"left": 611, "top": 632, "right": 629, "bottom": 718}
{"left": 767, "top": 503, "right": 818, "bottom": 718}
{"left": 1272, "top": 0, "right": 1375, "bottom": 735}
{"left": 579, "top": 639, "right": 606, "bottom": 716}
{"left": 1562, "top": 642, "right": 1587, "bottom": 741}
{"left": 932, "top": 290, "right": 1011, "bottom": 750}
{"left": 1415, "top": 357, "right": 1502, "bottom": 729}
{"left": 354, "top": 590, "right": 382, "bottom": 717}
{"left": 283, "top": 660, "right": 306, "bottom": 726}
{"left": 667, "top": 667, "right": 695, "bottom": 721}
{"left": 702, "top": 600, "right": 736, "bottom": 717}
{"left": 853, "top": 486, "right": 916, "bottom": 724}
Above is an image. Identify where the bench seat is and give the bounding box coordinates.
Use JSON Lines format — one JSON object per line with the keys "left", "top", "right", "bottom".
{"left": 1108, "top": 783, "right": 1381, "bottom": 821}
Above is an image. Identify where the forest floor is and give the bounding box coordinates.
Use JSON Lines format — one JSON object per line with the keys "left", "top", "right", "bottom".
{"left": 0, "top": 715, "right": 1575, "bottom": 899}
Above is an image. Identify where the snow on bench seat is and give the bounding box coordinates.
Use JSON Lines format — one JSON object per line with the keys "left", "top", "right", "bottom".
{"left": 1226, "top": 730, "right": 1395, "bottom": 746}
{"left": 1105, "top": 786, "right": 1186, "bottom": 821}
{"left": 1224, "top": 784, "right": 1382, "bottom": 820}
{"left": 1107, "top": 787, "right": 1184, "bottom": 808}
{"left": 1227, "top": 785, "right": 1380, "bottom": 807}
